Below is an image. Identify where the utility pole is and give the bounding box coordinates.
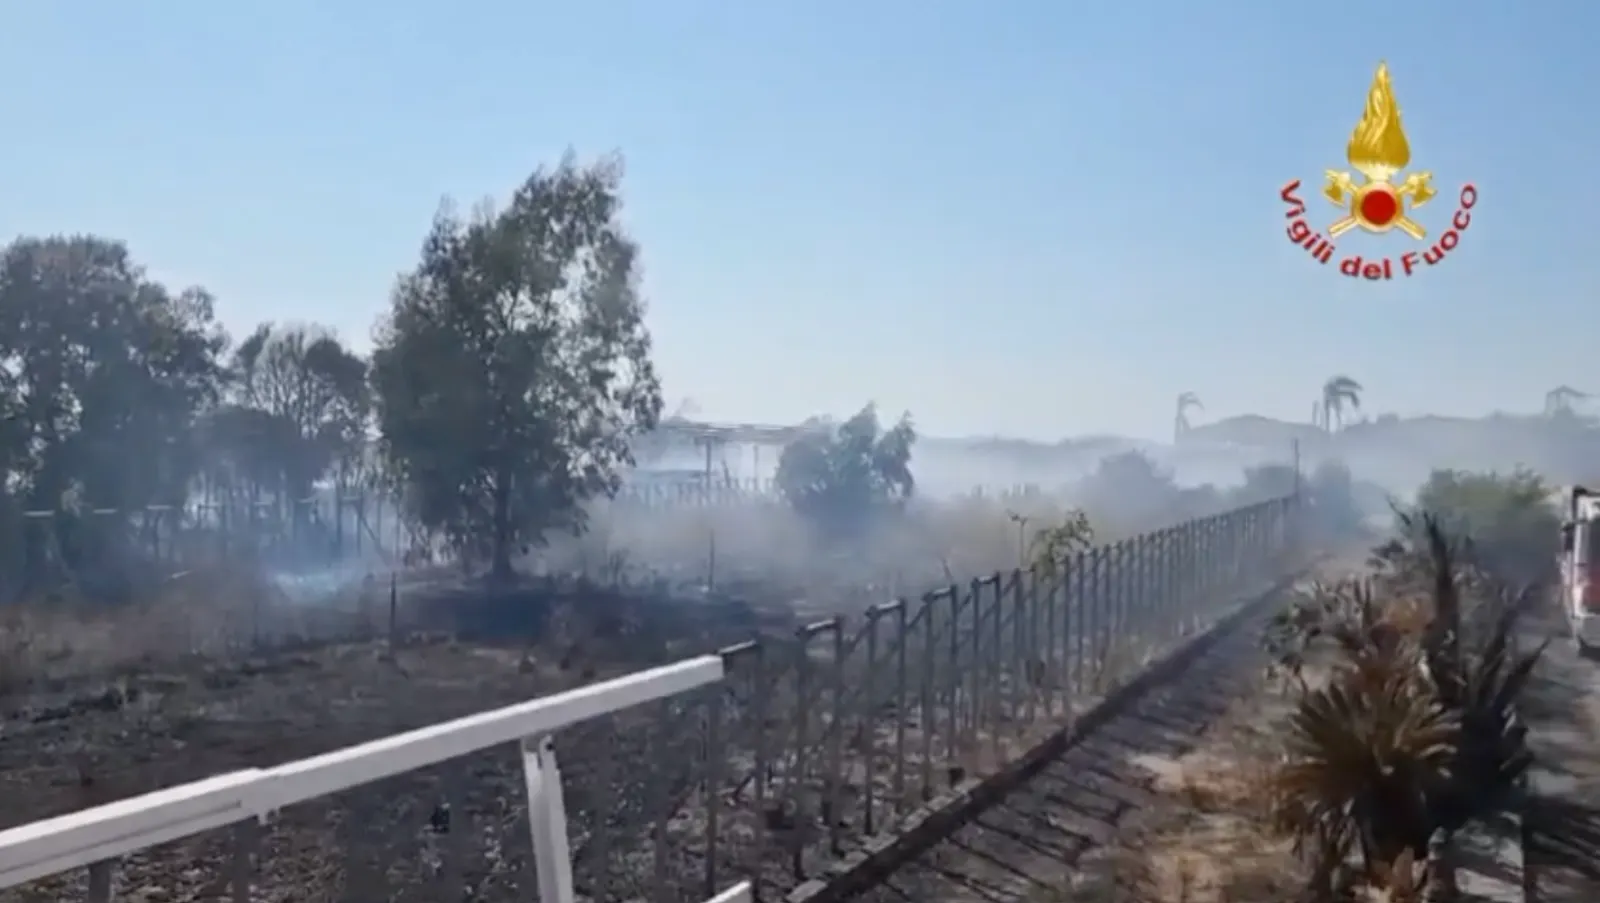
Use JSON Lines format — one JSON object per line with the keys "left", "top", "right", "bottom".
{"left": 1291, "top": 438, "right": 1302, "bottom": 500}
{"left": 1007, "top": 510, "right": 1030, "bottom": 572}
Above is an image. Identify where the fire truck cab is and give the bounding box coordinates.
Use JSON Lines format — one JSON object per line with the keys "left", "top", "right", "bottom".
{"left": 1560, "top": 485, "right": 1600, "bottom": 652}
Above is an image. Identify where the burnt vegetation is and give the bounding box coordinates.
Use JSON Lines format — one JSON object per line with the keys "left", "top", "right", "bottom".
{"left": 3, "top": 147, "right": 1597, "bottom": 902}
{"left": 0, "top": 149, "right": 1340, "bottom": 654}
{"left": 1255, "top": 470, "right": 1600, "bottom": 901}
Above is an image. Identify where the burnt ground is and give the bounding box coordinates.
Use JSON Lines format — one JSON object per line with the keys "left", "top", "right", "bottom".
{"left": 0, "top": 580, "right": 799, "bottom": 903}
{"left": 1519, "top": 597, "right": 1600, "bottom": 902}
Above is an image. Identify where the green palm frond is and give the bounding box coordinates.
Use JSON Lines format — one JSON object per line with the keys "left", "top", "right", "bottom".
{"left": 1264, "top": 477, "right": 1582, "bottom": 894}
{"left": 1426, "top": 601, "right": 1544, "bottom": 834}
{"left": 1275, "top": 644, "right": 1457, "bottom": 867}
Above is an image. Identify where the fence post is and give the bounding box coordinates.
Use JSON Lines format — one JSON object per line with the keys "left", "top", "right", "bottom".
{"left": 921, "top": 590, "right": 941, "bottom": 798}
{"left": 86, "top": 860, "right": 115, "bottom": 903}
{"left": 523, "top": 735, "right": 576, "bottom": 903}
{"left": 893, "top": 599, "right": 909, "bottom": 816}
{"left": 827, "top": 622, "right": 846, "bottom": 855}
{"left": 958, "top": 585, "right": 973, "bottom": 767}
{"left": 863, "top": 609, "right": 881, "bottom": 835}
{"left": 704, "top": 691, "right": 726, "bottom": 899}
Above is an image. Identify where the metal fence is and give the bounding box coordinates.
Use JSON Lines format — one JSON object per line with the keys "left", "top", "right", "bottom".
{"left": 614, "top": 478, "right": 776, "bottom": 511}
{"left": 1, "top": 478, "right": 1130, "bottom": 598}
{"left": 609, "top": 478, "right": 1064, "bottom": 511}
{"left": 0, "top": 493, "right": 1301, "bottom": 903}
{"left": 2, "top": 493, "right": 417, "bottom": 589}
{"left": 2, "top": 479, "right": 764, "bottom": 596}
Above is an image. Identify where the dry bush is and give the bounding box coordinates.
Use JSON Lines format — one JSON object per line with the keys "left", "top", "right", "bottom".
{"left": 548, "top": 495, "right": 1069, "bottom": 605}
{"left": 1261, "top": 578, "right": 1433, "bottom": 694}
{"left": 551, "top": 490, "right": 1192, "bottom": 614}
{"left": 0, "top": 563, "right": 390, "bottom": 698}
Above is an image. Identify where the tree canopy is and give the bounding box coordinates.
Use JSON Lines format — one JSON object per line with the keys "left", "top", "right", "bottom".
{"left": 0, "top": 236, "right": 229, "bottom": 595}
{"left": 206, "top": 322, "right": 371, "bottom": 506}
{"left": 775, "top": 403, "right": 916, "bottom": 536}
{"left": 1404, "top": 467, "right": 1559, "bottom": 588}
{"left": 0, "top": 152, "right": 664, "bottom": 597}
{"left": 1074, "top": 450, "right": 1180, "bottom": 528}
{"left": 370, "top": 155, "right": 662, "bottom": 578}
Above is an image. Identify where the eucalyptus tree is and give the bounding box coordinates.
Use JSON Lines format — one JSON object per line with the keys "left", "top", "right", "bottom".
{"left": 370, "top": 154, "right": 663, "bottom": 578}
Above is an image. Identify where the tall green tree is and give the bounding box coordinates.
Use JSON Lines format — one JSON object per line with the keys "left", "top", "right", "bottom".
{"left": 775, "top": 404, "right": 915, "bottom": 536}
{"left": 205, "top": 322, "right": 370, "bottom": 507}
{"left": 1405, "top": 467, "right": 1559, "bottom": 589}
{"left": 0, "top": 235, "right": 228, "bottom": 591}
{"left": 370, "top": 155, "right": 663, "bottom": 578}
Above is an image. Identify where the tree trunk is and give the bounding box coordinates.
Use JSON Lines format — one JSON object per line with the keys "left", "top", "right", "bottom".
{"left": 491, "top": 469, "right": 513, "bottom": 581}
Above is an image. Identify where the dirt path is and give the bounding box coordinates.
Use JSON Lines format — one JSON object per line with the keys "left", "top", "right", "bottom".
{"left": 1520, "top": 598, "right": 1600, "bottom": 902}
{"left": 846, "top": 579, "right": 1287, "bottom": 903}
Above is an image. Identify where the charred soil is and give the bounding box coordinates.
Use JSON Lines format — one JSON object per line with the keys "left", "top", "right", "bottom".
{"left": 0, "top": 579, "right": 797, "bottom": 903}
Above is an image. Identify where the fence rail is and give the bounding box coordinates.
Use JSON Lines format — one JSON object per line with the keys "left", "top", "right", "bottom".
{"left": 0, "top": 494, "right": 1301, "bottom": 903}
{"left": 3, "top": 478, "right": 1116, "bottom": 605}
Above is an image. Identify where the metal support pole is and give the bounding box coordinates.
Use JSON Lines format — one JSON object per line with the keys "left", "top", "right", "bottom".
{"left": 522, "top": 735, "right": 576, "bottom": 903}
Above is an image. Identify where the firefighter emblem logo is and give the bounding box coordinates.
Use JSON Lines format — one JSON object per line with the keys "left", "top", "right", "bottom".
{"left": 1323, "top": 62, "right": 1436, "bottom": 239}
{"left": 1279, "top": 62, "right": 1478, "bottom": 281}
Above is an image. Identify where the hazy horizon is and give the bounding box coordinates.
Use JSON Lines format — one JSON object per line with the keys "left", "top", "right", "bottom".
{"left": 3, "top": 2, "right": 1593, "bottom": 442}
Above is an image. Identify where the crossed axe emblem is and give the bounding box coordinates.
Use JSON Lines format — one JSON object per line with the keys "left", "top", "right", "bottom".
{"left": 1322, "top": 170, "right": 1438, "bottom": 240}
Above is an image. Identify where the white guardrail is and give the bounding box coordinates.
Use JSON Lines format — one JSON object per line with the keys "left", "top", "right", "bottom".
{"left": 0, "top": 655, "right": 753, "bottom": 903}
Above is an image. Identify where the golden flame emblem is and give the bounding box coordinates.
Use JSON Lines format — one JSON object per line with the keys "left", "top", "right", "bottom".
{"left": 1322, "top": 63, "right": 1437, "bottom": 239}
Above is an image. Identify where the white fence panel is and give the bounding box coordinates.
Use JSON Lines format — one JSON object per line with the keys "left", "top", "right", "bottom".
{"left": 0, "top": 654, "right": 751, "bottom": 903}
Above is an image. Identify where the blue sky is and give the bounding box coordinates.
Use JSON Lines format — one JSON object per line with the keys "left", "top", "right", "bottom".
{"left": 1, "top": 1, "right": 1594, "bottom": 441}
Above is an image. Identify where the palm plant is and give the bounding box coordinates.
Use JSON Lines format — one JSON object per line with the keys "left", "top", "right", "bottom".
{"left": 1321, "top": 376, "right": 1364, "bottom": 433}
{"left": 1173, "top": 391, "right": 1203, "bottom": 442}
{"left": 1271, "top": 577, "right": 1454, "bottom": 874}
{"left": 1264, "top": 515, "right": 1584, "bottom": 899}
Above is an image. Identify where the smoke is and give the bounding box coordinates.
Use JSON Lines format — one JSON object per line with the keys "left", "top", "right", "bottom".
{"left": 541, "top": 446, "right": 1298, "bottom": 612}
{"left": 245, "top": 413, "right": 1600, "bottom": 614}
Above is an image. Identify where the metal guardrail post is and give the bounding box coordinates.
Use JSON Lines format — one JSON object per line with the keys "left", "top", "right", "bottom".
{"left": 518, "top": 734, "right": 573, "bottom": 903}
{"left": 893, "top": 599, "right": 909, "bottom": 815}
{"left": 85, "top": 861, "right": 114, "bottom": 903}
{"left": 956, "top": 585, "right": 972, "bottom": 768}
{"left": 826, "top": 623, "right": 846, "bottom": 855}
{"left": 919, "top": 591, "right": 937, "bottom": 800}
